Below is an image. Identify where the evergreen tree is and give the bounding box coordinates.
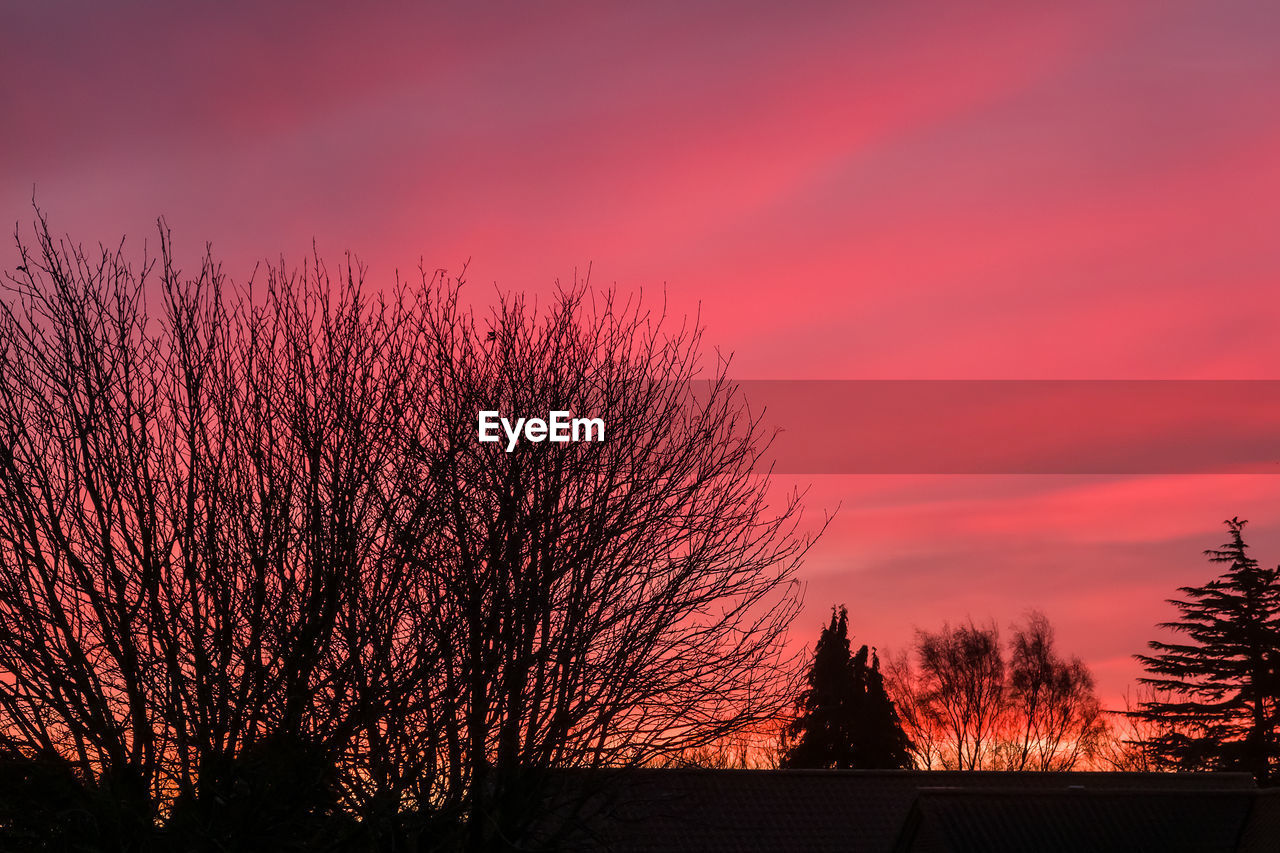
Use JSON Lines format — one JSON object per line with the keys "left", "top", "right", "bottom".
{"left": 851, "top": 644, "right": 917, "bottom": 769}
{"left": 782, "top": 606, "right": 914, "bottom": 769}
{"left": 1134, "top": 517, "right": 1280, "bottom": 785}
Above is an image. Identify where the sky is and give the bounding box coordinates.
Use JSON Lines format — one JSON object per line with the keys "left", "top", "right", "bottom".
{"left": 6, "top": 0, "right": 1280, "bottom": 706}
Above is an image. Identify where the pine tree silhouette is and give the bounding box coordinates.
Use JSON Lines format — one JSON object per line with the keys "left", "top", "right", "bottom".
{"left": 1135, "top": 517, "right": 1280, "bottom": 785}
{"left": 782, "top": 606, "right": 914, "bottom": 769}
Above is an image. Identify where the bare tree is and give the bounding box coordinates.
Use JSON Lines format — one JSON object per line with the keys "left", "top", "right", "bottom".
{"left": 401, "top": 282, "right": 817, "bottom": 848}
{"left": 0, "top": 216, "right": 173, "bottom": 845}
{"left": 655, "top": 730, "right": 780, "bottom": 770}
{"left": 1002, "top": 612, "right": 1105, "bottom": 771}
{"left": 890, "top": 613, "right": 1104, "bottom": 772}
{"left": 914, "top": 620, "right": 1007, "bottom": 770}
{"left": 882, "top": 651, "right": 944, "bottom": 770}
{"left": 0, "top": 214, "right": 818, "bottom": 850}
{"left": 1095, "top": 686, "right": 1179, "bottom": 773}
{"left": 0, "top": 215, "right": 447, "bottom": 847}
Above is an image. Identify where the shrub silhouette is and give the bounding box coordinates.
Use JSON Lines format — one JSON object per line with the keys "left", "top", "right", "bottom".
{"left": 163, "top": 734, "right": 354, "bottom": 852}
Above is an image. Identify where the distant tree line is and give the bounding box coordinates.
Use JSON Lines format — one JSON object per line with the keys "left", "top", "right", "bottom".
{"left": 778, "top": 519, "right": 1280, "bottom": 787}
{"left": 0, "top": 213, "right": 818, "bottom": 851}
{"left": 779, "top": 608, "right": 1105, "bottom": 773}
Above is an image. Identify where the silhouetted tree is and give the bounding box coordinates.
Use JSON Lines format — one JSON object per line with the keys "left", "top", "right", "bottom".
{"left": 1134, "top": 517, "right": 1280, "bottom": 785}
{"left": 782, "top": 607, "right": 860, "bottom": 769}
{"left": 0, "top": 211, "right": 818, "bottom": 849}
{"left": 1003, "top": 612, "right": 1104, "bottom": 771}
{"left": 888, "top": 612, "right": 1103, "bottom": 770}
{"left": 0, "top": 212, "right": 436, "bottom": 848}
{"left": 1096, "top": 685, "right": 1191, "bottom": 773}
{"left": 405, "top": 282, "right": 818, "bottom": 850}
{"left": 781, "top": 606, "right": 913, "bottom": 769}
{"left": 914, "top": 620, "right": 1006, "bottom": 770}
{"left": 883, "top": 650, "right": 942, "bottom": 770}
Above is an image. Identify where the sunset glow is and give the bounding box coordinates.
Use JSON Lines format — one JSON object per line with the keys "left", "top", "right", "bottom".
{"left": 7, "top": 0, "right": 1280, "bottom": 711}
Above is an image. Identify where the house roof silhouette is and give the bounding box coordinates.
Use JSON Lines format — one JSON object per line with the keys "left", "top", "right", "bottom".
{"left": 539, "top": 768, "right": 1273, "bottom": 852}
{"left": 893, "top": 786, "right": 1280, "bottom": 853}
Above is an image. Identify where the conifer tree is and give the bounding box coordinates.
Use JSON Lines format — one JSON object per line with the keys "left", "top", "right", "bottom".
{"left": 1134, "top": 518, "right": 1280, "bottom": 785}
{"left": 851, "top": 644, "right": 916, "bottom": 769}
{"left": 782, "top": 606, "right": 914, "bottom": 769}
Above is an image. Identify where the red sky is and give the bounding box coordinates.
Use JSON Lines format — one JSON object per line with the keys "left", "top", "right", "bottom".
{"left": 6, "top": 0, "right": 1280, "bottom": 706}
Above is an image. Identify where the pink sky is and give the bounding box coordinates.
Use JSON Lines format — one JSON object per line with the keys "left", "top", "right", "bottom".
{"left": 6, "top": 0, "right": 1280, "bottom": 706}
